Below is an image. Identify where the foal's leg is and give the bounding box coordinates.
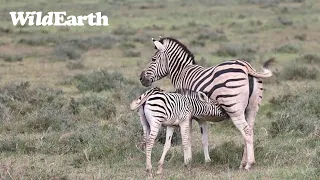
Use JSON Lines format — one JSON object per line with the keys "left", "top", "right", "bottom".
{"left": 197, "top": 120, "right": 211, "bottom": 162}
{"left": 145, "top": 121, "right": 161, "bottom": 178}
{"left": 157, "top": 126, "right": 175, "bottom": 175}
{"left": 180, "top": 118, "right": 192, "bottom": 169}
{"left": 138, "top": 107, "right": 149, "bottom": 149}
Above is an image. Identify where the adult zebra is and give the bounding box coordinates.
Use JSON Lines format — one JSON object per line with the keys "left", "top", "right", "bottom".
{"left": 139, "top": 37, "right": 273, "bottom": 170}
{"left": 130, "top": 87, "right": 226, "bottom": 177}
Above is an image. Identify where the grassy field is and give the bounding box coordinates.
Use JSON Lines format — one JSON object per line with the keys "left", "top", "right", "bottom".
{"left": 0, "top": 0, "right": 319, "bottom": 179}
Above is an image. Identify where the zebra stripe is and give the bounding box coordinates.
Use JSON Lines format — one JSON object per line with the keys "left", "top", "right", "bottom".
{"left": 140, "top": 37, "right": 274, "bottom": 170}
{"left": 130, "top": 87, "right": 226, "bottom": 177}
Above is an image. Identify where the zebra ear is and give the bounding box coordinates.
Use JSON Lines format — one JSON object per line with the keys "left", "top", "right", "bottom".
{"left": 152, "top": 38, "right": 165, "bottom": 51}
{"left": 198, "top": 92, "right": 210, "bottom": 103}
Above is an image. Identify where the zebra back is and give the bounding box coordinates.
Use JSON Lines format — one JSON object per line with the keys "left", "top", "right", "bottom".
{"left": 130, "top": 87, "right": 164, "bottom": 110}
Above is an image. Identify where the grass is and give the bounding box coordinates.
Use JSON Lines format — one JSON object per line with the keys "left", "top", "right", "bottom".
{"left": 0, "top": 0, "right": 320, "bottom": 179}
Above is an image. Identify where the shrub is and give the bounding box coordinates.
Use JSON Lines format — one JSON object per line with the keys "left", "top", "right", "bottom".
{"left": 24, "top": 105, "right": 73, "bottom": 132}
{"left": 209, "top": 141, "right": 243, "bottom": 168}
{"left": 215, "top": 43, "right": 258, "bottom": 57}
{"left": 53, "top": 44, "right": 83, "bottom": 60}
{"left": 123, "top": 50, "right": 141, "bottom": 57}
{"left": 198, "top": 57, "right": 212, "bottom": 67}
{"left": 294, "top": 34, "right": 307, "bottom": 41}
{"left": 0, "top": 102, "right": 11, "bottom": 122}
{"left": 299, "top": 54, "right": 320, "bottom": 64}
{"left": 274, "top": 43, "right": 300, "bottom": 53}
{"left": 18, "top": 34, "right": 62, "bottom": 46}
{"left": 196, "top": 28, "right": 228, "bottom": 42}
{"left": 268, "top": 87, "right": 320, "bottom": 137}
{"left": 73, "top": 70, "right": 135, "bottom": 92}
{"left": 279, "top": 62, "right": 318, "bottom": 81}
{"left": 0, "top": 53, "right": 23, "bottom": 62}
{"left": 190, "top": 39, "right": 206, "bottom": 47}
{"left": 277, "top": 17, "right": 293, "bottom": 26}
{"left": 143, "top": 24, "right": 164, "bottom": 31}
{"left": 132, "top": 30, "right": 153, "bottom": 43}
{"left": 119, "top": 42, "right": 136, "bottom": 49}
{"left": 0, "top": 81, "right": 74, "bottom": 133}
{"left": 113, "top": 25, "right": 136, "bottom": 36}
{"left": 66, "top": 61, "right": 85, "bottom": 70}
{"left": 76, "top": 93, "right": 116, "bottom": 120}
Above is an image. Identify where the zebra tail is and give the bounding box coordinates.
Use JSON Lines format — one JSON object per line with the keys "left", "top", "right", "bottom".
{"left": 243, "top": 58, "right": 274, "bottom": 79}
{"left": 130, "top": 93, "right": 153, "bottom": 110}
{"left": 130, "top": 98, "right": 146, "bottom": 110}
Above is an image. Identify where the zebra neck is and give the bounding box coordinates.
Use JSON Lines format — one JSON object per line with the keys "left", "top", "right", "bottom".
{"left": 170, "top": 64, "right": 203, "bottom": 89}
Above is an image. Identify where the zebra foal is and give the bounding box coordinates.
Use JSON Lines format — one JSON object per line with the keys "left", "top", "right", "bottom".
{"left": 130, "top": 87, "right": 226, "bottom": 178}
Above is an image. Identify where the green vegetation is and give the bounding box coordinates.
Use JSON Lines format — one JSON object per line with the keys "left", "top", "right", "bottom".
{"left": 0, "top": 0, "right": 319, "bottom": 179}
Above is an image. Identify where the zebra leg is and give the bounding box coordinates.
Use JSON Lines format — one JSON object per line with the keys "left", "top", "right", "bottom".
{"left": 179, "top": 119, "right": 192, "bottom": 170}
{"left": 230, "top": 113, "right": 254, "bottom": 170}
{"left": 145, "top": 122, "right": 161, "bottom": 178}
{"left": 138, "top": 107, "right": 149, "bottom": 150}
{"left": 239, "top": 141, "right": 247, "bottom": 169}
{"left": 241, "top": 78, "right": 263, "bottom": 169}
{"left": 197, "top": 120, "right": 211, "bottom": 163}
{"left": 157, "top": 126, "right": 174, "bottom": 175}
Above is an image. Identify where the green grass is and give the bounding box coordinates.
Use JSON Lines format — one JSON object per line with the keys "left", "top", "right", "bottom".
{"left": 0, "top": 0, "right": 320, "bottom": 179}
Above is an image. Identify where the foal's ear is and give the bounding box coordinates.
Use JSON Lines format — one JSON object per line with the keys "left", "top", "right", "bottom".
{"left": 198, "top": 92, "right": 210, "bottom": 103}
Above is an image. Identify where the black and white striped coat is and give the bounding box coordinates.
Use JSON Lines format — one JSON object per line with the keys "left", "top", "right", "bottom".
{"left": 130, "top": 87, "right": 226, "bottom": 177}
{"left": 140, "top": 37, "right": 273, "bottom": 170}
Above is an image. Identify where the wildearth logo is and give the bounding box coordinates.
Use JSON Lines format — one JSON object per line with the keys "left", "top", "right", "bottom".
{"left": 9, "top": 12, "right": 109, "bottom": 26}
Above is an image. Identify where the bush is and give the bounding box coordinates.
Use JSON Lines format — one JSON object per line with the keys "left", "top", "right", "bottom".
{"left": 0, "top": 81, "right": 74, "bottom": 133}
{"left": 18, "top": 34, "right": 62, "bottom": 46}
{"left": 73, "top": 70, "right": 135, "bottom": 92}
{"left": 24, "top": 105, "right": 73, "bottom": 132}
{"left": 76, "top": 93, "right": 116, "bottom": 120}
{"left": 209, "top": 141, "right": 243, "bottom": 168}
{"left": 299, "top": 54, "right": 320, "bottom": 64}
{"left": 274, "top": 43, "right": 300, "bottom": 53}
{"left": 53, "top": 44, "right": 83, "bottom": 60}
{"left": 196, "top": 28, "right": 228, "bottom": 42}
{"left": 66, "top": 61, "right": 85, "bottom": 70}
{"left": 277, "top": 17, "right": 293, "bottom": 26}
{"left": 294, "top": 34, "right": 307, "bottom": 41}
{"left": 190, "top": 39, "right": 206, "bottom": 47}
{"left": 0, "top": 102, "right": 11, "bottom": 122}
{"left": 123, "top": 50, "right": 141, "bottom": 57}
{"left": 279, "top": 62, "right": 318, "bottom": 80}
{"left": 113, "top": 25, "right": 136, "bottom": 36}
{"left": 268, "top": 87, "right": 320, "bottom": 137}
{"left": 0, "top": 53, "right": 23, "bottom": 62}
{"left": 215, "top": 43, "right": 258, "bottom": 57}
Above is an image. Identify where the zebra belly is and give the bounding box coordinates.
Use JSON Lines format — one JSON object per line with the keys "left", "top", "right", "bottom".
{"left": 162, "top": 118, "right": 183, "bottom": 126}
{"left": 196, "top": 115, "right": 227, "bottom": 122}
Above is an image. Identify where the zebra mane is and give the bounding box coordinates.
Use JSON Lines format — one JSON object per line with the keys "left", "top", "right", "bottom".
{"left": 159, "top": 37, "right": 196, "bottom": 65}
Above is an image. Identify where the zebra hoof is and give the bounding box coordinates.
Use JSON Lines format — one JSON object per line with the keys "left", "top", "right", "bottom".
{"left": 146, "top": 169, "right": 153, "bottom": 179}
{"left": 239, "top": 163, "right": 246, "bottom": 169}
{"left": 156, "top": 165, "right": 163, "bottom": 175}
{"left": 204, "top": 158, "right": 211, "bottom": 163}
{"left": 244, "top": 162, "right": 255, "bottom": 171}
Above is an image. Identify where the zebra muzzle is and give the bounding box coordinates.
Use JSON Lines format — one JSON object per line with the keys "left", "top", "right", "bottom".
{"left": 140, "top": 71, "right": 152, "bottom": 87}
